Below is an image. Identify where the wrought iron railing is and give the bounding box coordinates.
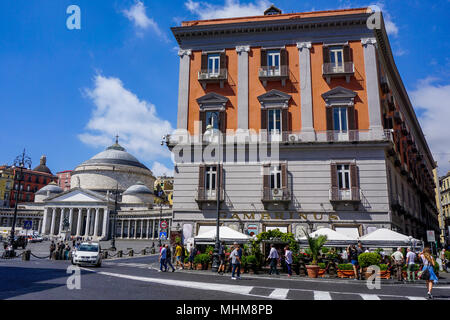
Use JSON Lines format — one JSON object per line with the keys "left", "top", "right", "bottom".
{"left": 198, "top": 69, "right": 228, "bottom": 81}
{"left": 258, "top": 65, "right": 289, "bottom": 78}
{"left": 329, "top": 187, "right": 361, "bottom": 202}
{"left": 322, "top": 62, "right": 354, "bottom": 75}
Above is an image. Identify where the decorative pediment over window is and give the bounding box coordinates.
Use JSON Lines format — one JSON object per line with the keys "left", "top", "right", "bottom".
{"left": 321, "top": 86, "right": 357, "bottom": 107}
{"left": 197, "top": 92, "right": 228, "bottom": 111}
{"left": 257, "top": 89, "right": 291, "bottom": 109}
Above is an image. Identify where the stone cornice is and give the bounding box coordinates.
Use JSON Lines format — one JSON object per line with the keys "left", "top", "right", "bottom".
{"left": 235, "top": 45, "right": 250, "bottom": 53}
{"left": 361, "top": 37, "right": 377, "bottom": 47}
{"left": 296, "top": 41, "right": 312, "bottom": 50}
{"left": 178, "top": 49, "right": 192, "bottom": 57}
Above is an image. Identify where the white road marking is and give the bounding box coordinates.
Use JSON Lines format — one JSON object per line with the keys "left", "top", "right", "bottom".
{"left": 407, "top": 296, "right": 427, "bottom": 300}
{"left": 314, "top": 291, "right": 332, "bottom": 300}
{"left": 269, "top": 288, "right": 289, "bottom": 300}
{"left": 360, "top": 294, "right": 381, "bottom": 300}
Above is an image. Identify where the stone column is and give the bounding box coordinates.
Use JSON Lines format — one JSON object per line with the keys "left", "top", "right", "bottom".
{"left": 101, "top": 208, "right": 109, "bottom": 239}
{"left": 58, "top": 209, "right": 65, "bottom": 236}
{"left": 41, "top": 207, "right": 49, "bottom": 235}
{"left": 85, "top": 208, "right": 91, "bottom": 237}
{"left": 37, "top": 218, "right": 42, "bottom": 234}
{"left": 76, "top": 208, "right": 82, "bottom": 236}
{"left": 121, "top": 219, "right": 124, "bottom": 238}
{"left": 134, "top": 220, "right": 137, "bottom": 239}
{"left": 177, "top": 49, "right": 192, "bottom": 130}
{"left": 128, "top": 219, "right": 132, "bottom": 239}
{"left": 140, "top": 219, "right": 144, "bottom": 239}
{"left": 146, "top": 219, "right": 150, "bottom": 239}
{"left": 50, "top": 207, "right": 56, "bottom": 236}
{"left": 94, "top": 208, "right": 100, "bottom": 237}
{"left": 236, "top": 45, "right": 250, "bottom": 130}
{"left": 297, "top": 42, "right": 315, "bottom": 141}
{"left": 68, "top": 208, "right": 74, "bottom": 235}
{"left": 362, "top": 38, "right": 383, "bottom": 139}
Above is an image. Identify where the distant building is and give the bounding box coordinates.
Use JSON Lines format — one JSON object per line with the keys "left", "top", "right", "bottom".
{"left": 0, "top": 166, "right": 14, "bottom": 208}
{"left": 154, "top": 176, "right": 174, "bottom": 207}
{"left": 436, "top": 170, "right": 450, "bottom": 246}
{"left": 56, "top": 170, "right": 72, "bottom": 191}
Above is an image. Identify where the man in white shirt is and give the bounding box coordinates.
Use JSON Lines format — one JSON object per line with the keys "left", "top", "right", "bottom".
{"left": 406, "top": 247, "right": 417, "bottom": 282}
{"left": 391, "top": 247, "right": 404, "bottom": 281}
{"left": 267, "top": 244, "right": 280, "bottom": 275}
{"left": 229, "top": 242, "right": 241, "bottom": 280}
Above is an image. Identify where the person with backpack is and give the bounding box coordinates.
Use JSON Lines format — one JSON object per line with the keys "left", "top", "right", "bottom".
{"left": 419, "top": 247, "right": 438, "bottom": 299}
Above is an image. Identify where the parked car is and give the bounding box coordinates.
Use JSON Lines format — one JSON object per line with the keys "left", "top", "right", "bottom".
{"left": 12, "top": 236, "right": 27, "bottom": 249}
{"left": 71, "top": 242, "right": 102, "bottom": 267}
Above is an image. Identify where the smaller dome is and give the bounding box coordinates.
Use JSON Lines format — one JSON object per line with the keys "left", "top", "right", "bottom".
{"left": 36, "top": 182, "right": 63, "bottom": 195}
{"left": 33, "top": 155, "right": 52, "bottom": 174}
{"left": 123, "top": 181, "right": 153, "bottom": 195}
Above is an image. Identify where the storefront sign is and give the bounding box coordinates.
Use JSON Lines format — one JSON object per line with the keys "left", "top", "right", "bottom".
{"left": 426, "top": 230, "right": 435, "bottom": 242}
{"left": 246, "top": 224, "right": 259, "bottom": 236}
{"left": 218, "top": 212, "right": 339, "bottom": 221}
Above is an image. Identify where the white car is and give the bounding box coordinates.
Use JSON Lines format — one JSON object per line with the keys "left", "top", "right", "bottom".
{"left": 72, "top": 242, "right": 102, "bottom": 267}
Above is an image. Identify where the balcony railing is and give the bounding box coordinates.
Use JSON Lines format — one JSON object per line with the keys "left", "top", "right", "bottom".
{"left": 322, "top": 62, "right": 354, "bottom": 83}
{"left": 258, "top": 65, "right": 289, "bottom": 86}
{"left": 198, "top": 69, "right": 228, "bottom": 88}
{"left": 262, "top": 187, "right": 291, "bottom": 209}
{"left": 329, "top": 187, "right": 361, "bottom": 202}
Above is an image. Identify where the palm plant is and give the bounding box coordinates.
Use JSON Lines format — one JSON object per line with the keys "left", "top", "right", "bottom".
{"left": 303, "top": 230, "right": 328, "bottom": 265}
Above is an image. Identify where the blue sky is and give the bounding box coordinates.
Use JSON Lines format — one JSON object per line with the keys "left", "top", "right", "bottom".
{"left": 0, "top": 0, "right": 449, "bottom": 176}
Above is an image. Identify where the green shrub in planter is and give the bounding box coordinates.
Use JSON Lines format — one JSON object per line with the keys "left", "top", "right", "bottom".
{"left": 193, "top": 254, "right": 202, "bottom": 264}
{"left": 358, "top": 252, "right": 381, "bottom": 268}
{"left": 379, "top": 264, "right": 388, "bottom": 271}
{"left": 199, "top": 254, "right": 210, "bottom": 265}
{"left": 241, "top": 256, "right": 247, "bottom": 266}
{"left": 184, "top": 257, "right": 189, "bottom": 263}
{"left": 318, "top": 263, "right": 326, "bottom": 269}
{"left": 321, "top": 247, "right": 329, "bottom": 254}
{"left": 337, "top": 263, "right": 354, "bottom": 270}
{"left": 246, "top": 255, "right": 257, "bottom": 265}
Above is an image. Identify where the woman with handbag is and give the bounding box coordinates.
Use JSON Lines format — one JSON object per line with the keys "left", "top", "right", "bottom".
{"left": 419, "top": 247, "right": 438, "bottom": 299}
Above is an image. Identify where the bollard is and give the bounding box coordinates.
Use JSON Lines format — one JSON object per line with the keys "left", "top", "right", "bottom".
{"left": 151, "top": 248, "right": 155, "bottom": 254}
{"left": 117, "top": 250, "right": 123, "bottom": 258}
{"left": 22, "top": 250, "right": 31, "bottom": 261}
{"left": 129, "top": 249, "right": 134, "bottom": 257}
{"left": 141, "top": 249, "right": 146, "bottom": 256}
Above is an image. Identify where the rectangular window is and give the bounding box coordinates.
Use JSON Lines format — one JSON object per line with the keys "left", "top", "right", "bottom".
{"left": 337, "top": 164, "right": 350, "bottom": 190}
{"left": 205, "top": 166, "right": 217, "bottom": 193}
{"left": 270, "top": 165, "right": 282, "bottom": 189}
{"left": 208, "top": 53, "right": 220, "bottom": 75}
{"left": 206, "top": 111, "right": 220, "bottom": 130}
{"left": 333, "top": 107, "right": 348, "bottom": 131}
{"left": 268, "top": 109, "right": 281, "bottom": 133}
{"left": 329, "top": 46, "right": 344, "bottom": 72}
{"left": 267, "top": 50, "right": 280, "bottom": 76}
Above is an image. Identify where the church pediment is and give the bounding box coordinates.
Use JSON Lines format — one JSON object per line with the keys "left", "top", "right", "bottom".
{"left": 258, "top": 89, "right": 291, "bottom": 108}
{"left": 45, "top": 188, "right": 107, "bottom": 203}
{"left": 197, "top": 92, "right": 228, "bottom": 110}
{"left": 321, "top": 86, "right": 357, "bottom": 106}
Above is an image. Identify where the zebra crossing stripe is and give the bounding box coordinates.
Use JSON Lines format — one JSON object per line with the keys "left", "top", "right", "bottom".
{"left": 314, "top": 291, "right": 332, "bottom": 300}
{"left": 407, "top": 296, "right": 427, "bottom": 300}
{"left": 360, "top": 294, "right": 381, "bottom": 300}
{"left": 268, "top": 288, "right": 289, "bottom": 300}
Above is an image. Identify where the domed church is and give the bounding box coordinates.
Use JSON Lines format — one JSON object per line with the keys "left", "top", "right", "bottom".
{"left": 21, "top": 137, "right": 172, "bottom": 242}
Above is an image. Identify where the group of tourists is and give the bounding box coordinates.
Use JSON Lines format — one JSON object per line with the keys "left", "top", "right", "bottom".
{"left": 49, "top": 240, "right": 71, "bottom": 260}
{"left": 158, "top": 242, "right": 189, "bottom": 272}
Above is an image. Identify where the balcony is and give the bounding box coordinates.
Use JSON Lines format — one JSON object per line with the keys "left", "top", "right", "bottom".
{"left": 258, "top": 65, "right": 289, "bottom": 86}
{"left": 262, "top": 187, "right": 290, "bottom": 210}
{"left": 198, "top": 69, "right": 228, "bottom": 89}
{"left": 329, "top": 187, "right": 361, "bottom": 210}
{"left": 195, "top": 187, "right": 224, "bottom": 209}
{"left": 322, "top": 62, "right": 354, "bottom": 83}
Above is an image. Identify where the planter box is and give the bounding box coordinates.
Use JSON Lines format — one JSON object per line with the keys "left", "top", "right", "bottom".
{"left": 337, "top": 270, "right": 356, "bottom": 278}
{"left": 196, "top": 263, "right": 203, "bottom": 270}
{"left": 306, "top": 265, "right": 320, "bottom": 278}
{"left": 318, "top": 269, "right": 326, "bottom": 277}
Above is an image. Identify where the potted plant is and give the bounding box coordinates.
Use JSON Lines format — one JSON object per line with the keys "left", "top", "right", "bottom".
{"left": 292, "top": 253, "right": 300, "bottom": 275}
{"left": 193, "top": 254, "right": 203, "bottom": 270}
{"left": 303, "top": 230, "right": 328, "bottom": 278}
{"left": 358, "top": 252, "right": 381, "bottom": 279}
{"left": 378, "top": 264, "right": 390, "bottom": 279}
{"left": 200, "top": 253, "right": 210, "bottom": 270}
{"left": 318, "top": 262, "right": 326, "bottom": 277}
{"left": 246, "top": 255, "right": 258, "bottom": 274}
{"left": 337, "top": 263, "right": 356, "bottom": 278}
{"left": 184, "top": 257, "right": 190, "bottom": 269}
{"left": 241, "top": 256, "right": 248, "bottom": 273}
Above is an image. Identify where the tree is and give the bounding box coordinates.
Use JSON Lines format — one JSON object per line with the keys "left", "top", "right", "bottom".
{"left": 303, "top": 230, "right": 327, "bottom": 265}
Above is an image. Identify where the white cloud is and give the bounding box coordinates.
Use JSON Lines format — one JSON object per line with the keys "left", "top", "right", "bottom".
{"left": 123, "top": 0, "right": 164, "bottom": 38}
{"left": 79, "top": 75, "right": 174, "bottom": 166}
{"left": 410, "top": 77, "right": 450, "bottom": 175}
{"left": 185, "top": 0, "right": 270, "bottom": 20}
{"left": 372, "top": 2, "right": 399, "bottom": 37}
{"left": 151, "top": 161, "right": 174, "bottom": 177}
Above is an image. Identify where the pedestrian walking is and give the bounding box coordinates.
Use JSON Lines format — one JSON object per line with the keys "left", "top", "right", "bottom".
{"left": 175, "top": 243, "right": 183, "bottom": 270}
{"left": 217, "top": 241, "right": 226, "bottom": 275}
{"left": 267, "top": 244, "right": 280, "bottom": 275}
{"left": 419, "top": 247, "right": 438, "bottom": 299}
{"left": 347, "top": 245, "right": 359, "bottom": 280}
{"left": 406, "top": 247, "right": 417, "bottom": 282}
{"left": 188, "top": 244, "right": 197, "bottom": 270}
{"left": 49, "top": 241, "right": 56, "bottom": 259}
{"left": 284, "top": 245, "right": 293, "bottom": 278}
{"left": 165, "top": 244, "right": 175, "bottom": 272}
{"left": 391, "top": 247, "right": 404, "bottom": 282}
{"left": 229, "top": 242, "right": 241, "bottom": 280}
{"left": 159, "top": 245, "right": 168, "bottom": 272}
{"left": 180, "top": 243, "right": 186, "bottom": 268}
{"left": 356, "top": 242, "right": 364, "bottom": 279}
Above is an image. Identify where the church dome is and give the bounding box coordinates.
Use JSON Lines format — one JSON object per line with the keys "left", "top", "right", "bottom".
{"left": 123, "top": 181, "right": 153, "bottom": 195}
{"left": 35, "top": 182, "right": 63, "bottom": 202}
{"left": 81, "top": 143, "right": 149, "bottom": 170}
{"left": 33, "top": 155, "right": 52, "bottom": 174}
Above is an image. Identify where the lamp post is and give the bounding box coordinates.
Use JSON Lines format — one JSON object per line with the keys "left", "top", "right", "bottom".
{"left": 8, "top": 149, "right": 32, "bottom": 257}
{"left": 110, "top": 184, "right": 120, "bottom": 251}
{"left": 206, "top": 124, "right": 221, "bottom": 273}
{"left": 158, "top": 202, "right": 163, "bottom": 248}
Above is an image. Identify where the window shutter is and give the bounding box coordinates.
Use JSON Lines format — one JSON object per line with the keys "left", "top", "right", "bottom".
{"left": 322, "top": 46, "right": 330, "bottom": 63}
{"left": 280, "top": 49, "right": 287, "bottom": 66}
{"left": 343, "top": 45, "right": 351, "bottom": 62}
{"left": 261, "top": 49, "right": 267, "bottom": 67}
{"left": 199, "top": 111, "right": 206, "bottom": 133}
{"left": 347, "top": 106, "right": 356, "bottom": 130}
{"left": 261, "top": 109, "right": 268, "bottom": 130}
{"left": 198, "top": 164, "right": 205, "bottom": 199}
{"left": 282, "top": 109, "right": 288, "bottom": 132}
{"left": 330, "top": 163, "right": 338, "bottom": 200}
{"left": 220, "top": 52, "right": 226, "bottom": 70}
{"left": 219, "top": 111, "right": 226, "bottom": 133}
{"left": 350, "top": 164, "right": 359, "bottom": 189}
{"left": 326, "top": 107, "right": 333, "bottom": 141}
{"left": 281, "top": 163, "right": 287, "bottom": 188}
{"left": 201, "top": 53, "right": 208, "bottom": 71}
{"left": 263, "top": 164, "right": 270, "bottom": 199}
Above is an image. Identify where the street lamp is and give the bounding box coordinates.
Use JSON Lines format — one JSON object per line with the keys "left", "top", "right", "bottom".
{"left": 158, "top": 202, "right": 163, "bottom": 248}
{"left": 205, "top": 124, "right": 221, "bottom": 273}
{"left": 7, "top": 149, "right": 32, "bottom": 258}
{"left": 110, "top": 183, "right": 120, "bottom": 251}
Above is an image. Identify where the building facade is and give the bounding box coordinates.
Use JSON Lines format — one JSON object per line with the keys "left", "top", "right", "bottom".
{"left": 168, "top": 7, "right": 439, "bottom": 242}
{"left": 56, "top": 170, "right": 72, "bottom": 191}
{"left": 0, "top": 166, "right": 14, "bottom": 208}
{"left": 436, "top": 170, "right": 450, "bottom": 246}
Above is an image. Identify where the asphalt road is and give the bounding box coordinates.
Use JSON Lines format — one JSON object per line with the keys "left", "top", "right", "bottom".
{"left": 1, "top": 255, "right": 450, "bottom": 300}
